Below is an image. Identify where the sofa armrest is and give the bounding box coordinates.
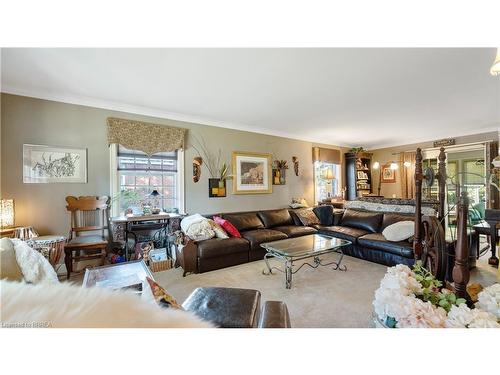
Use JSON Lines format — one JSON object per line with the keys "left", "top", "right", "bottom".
{"left": 258, "top": 301, "right": 291, "bottom": 328}
{"left": 175, "top": 239, "right": 198, "bottom": 276}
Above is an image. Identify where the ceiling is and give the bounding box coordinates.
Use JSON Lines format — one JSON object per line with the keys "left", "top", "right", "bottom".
{"left": 1, "top": 48, "right": 499, "bottom": 149}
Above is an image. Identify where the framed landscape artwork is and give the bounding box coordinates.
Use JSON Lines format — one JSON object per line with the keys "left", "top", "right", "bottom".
{"left": 232, "top": 151, "right": 272, "bottom": 194}
{"left": 23, "top": 144, "right": 87, "bottom": 183}
{"left": 381, "top": 164, "right": 396, "bottom": 183}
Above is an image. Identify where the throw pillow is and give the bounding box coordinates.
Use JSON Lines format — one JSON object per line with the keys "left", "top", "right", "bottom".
{"left": 207, "top": 219, "right": 229, "bottom": 239}
{"left": 295, "top": 208, "right": 320, "bottom": 226}
{"left": 382, "top": 221, "right": 415, "bottom": 242}
{"left": 146, "top": 277, "right": 183, "bottom": 309}
{"left": 213, "top": 216, "right": 242, "bottom": 238}
{"left": 185, "top": 220, "right": 215, "bottom": 241}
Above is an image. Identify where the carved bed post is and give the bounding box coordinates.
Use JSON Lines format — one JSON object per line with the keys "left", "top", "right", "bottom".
{"left": 413, "top": 148, "right": 423, "bottom": 260}
{"left": 452, "top": 191, "right": 470, "bottom": 300}
{"left": 437, "top": 147, "right": 446, "bottom": 222}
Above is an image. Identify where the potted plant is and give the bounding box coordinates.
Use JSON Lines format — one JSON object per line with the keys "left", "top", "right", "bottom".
{"left": 274, "top": 160, "right": 288, "bottom": 185}
{"left": 111, "top": 189, "right": 143, "bottom": 215}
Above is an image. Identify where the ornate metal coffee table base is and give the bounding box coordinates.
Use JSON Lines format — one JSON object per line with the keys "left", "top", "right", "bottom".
{"left": 262, "top": 250, "right": 347, "bottom": 289}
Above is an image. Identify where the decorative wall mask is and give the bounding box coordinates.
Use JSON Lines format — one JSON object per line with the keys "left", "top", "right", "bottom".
{"left": 193, "top": 156, "right": 203, "bottom": 183}
{"left": 292, "top": 156, "right": 299, "bottom": 176}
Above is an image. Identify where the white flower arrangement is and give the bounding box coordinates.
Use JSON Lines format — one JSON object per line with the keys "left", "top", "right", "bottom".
{"left": 475, "top": 283, "right": 500, "bottom": 320}
{"left": 373, "top": 263, "right": 500, "bottom": 328}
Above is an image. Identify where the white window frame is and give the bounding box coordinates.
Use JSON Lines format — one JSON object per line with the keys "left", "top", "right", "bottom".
{"left": 109, "top": 144, "right": 185, "bottom": 217}
{"left": 313, "top": 161, "right": 341, "bottom": 204}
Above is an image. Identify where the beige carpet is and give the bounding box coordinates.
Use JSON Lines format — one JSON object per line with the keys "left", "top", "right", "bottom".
{"left": 153, "top": 254, "right": 388, "bottom": 328}
{"left": 153, "top": 251, "right": 499, "bottom": 328}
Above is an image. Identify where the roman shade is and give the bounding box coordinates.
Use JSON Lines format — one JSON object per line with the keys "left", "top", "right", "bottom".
{"left": 312, "top": 147, "right": 341, "bottom": 164}
{"left": 107, "top": 117, "right": 187, "bottom": 156}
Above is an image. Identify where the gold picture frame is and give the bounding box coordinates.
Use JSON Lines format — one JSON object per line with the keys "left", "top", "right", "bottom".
{"left": 232, "top": 151, "right": 272, "bottom": 194}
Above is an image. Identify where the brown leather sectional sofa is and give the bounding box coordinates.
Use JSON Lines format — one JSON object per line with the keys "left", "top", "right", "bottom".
{"left": 176, "top": 206, "right": 415, "bottom": 275}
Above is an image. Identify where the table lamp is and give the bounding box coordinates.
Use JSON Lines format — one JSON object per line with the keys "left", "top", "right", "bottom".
{"left": 149, "top": 189, "right": 161, "bottom": 214}
{"left": 324, "top": 169, "right": 335, "bottom": 198}
{"left": 0, "top": 199, "right": 15, "bottom": 228}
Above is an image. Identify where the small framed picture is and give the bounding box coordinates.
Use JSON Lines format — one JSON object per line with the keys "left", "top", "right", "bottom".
{"left": 381, "top": 165, "right": 396, "bottom": 183}
{"left": 23, "top": 144, "right": 87, "bottom": 183}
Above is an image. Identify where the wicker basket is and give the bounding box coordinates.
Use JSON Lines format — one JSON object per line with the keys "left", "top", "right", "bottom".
{"left": 149, "top": 257, "right": 174, "bottom": 273}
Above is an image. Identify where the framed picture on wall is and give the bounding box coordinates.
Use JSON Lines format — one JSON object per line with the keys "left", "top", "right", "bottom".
{"left": 381, "top": 164, "right": 396, "bottom": 183}
{"left": 232, "top": 151, "right": 272, "bottom": 194}
{"left": 23, "top": 144, "right": 88, "bottom": 183}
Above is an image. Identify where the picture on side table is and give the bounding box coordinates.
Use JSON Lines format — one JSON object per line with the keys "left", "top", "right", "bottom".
{"left": 23, "top": 144, "right": 87, "bottom": 183}
{"left": 381, "top": 164, "right": 396, "bottom": 183}
{"left": 232, "top": 151, "right": 272, "bottom": 194}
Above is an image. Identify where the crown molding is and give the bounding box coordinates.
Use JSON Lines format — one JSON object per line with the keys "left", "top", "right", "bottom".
{"left": 1, "top": 85, "right": 351, "bottom": 147}
{"left": 366, "top": 125, "right": 500, "bottom": 151}
{"left": 1, "top": 85, "right": 497, "bottom": 151}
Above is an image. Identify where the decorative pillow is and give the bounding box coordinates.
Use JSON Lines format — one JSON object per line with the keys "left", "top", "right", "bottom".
{"left": 185, "top": 220, "right": 215, "bottom": 241}
{"left": 295, "top": 208, "right": 320, "bottom": 226}
{"left": 213, "top": 216, "right": 241, "bottom": 238}
{"left": 207, "top": 219, "right": 229, "bottom": 239}
{"left": 382, "top": 221, "right": 415, "bottom": 242}
{"left": 292, "top": 197, "right": 309, "bottom": 207}
{"left": 146, "top": 277, "right": 183, "bottom": 309}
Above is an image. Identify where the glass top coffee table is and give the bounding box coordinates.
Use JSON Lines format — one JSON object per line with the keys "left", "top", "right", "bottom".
{"left": 261, "top": 234, "right": 351, "bottom": 289}
{"left": 82, "top": 260, "right": 153, "bottom": 294}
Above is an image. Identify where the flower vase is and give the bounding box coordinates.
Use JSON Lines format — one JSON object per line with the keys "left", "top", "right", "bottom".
{"left": 279, "top": 168, "right": 286, "bottom": 185}
{"left": 218, "top": 179, "right": 226, "bottom": 197}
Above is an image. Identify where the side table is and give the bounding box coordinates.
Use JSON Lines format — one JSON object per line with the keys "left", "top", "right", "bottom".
{"left": 26, "top": 235, "right": 67, "bottom": 268}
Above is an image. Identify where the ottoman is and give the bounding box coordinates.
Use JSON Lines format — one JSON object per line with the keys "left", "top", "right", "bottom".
{"left": 182, "top": 287, "right": 261, "bottom": 328}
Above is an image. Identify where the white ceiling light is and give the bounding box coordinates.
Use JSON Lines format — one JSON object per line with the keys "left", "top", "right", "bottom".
{"left": 491, "top": 48, "right": 500, "bottom": 76}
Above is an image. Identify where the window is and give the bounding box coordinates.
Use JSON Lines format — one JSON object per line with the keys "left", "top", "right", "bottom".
{"left": 314, "top": 162, "right": 341, "bottom": 203}
{"left": 110, "top": 145, "right": 184, "bottom": 215}
{"left": 463, "top": 159, "right": 486, "bottom": 208}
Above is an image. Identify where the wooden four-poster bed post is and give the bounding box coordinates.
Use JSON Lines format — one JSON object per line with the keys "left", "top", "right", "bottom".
{"left": 413, "top": 146, "right": 470, "bottom": 299}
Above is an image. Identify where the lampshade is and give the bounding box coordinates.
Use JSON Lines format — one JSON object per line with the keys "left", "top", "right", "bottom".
{"left": 390, "top": 162, "right": 399, "bottom": 170}
{"left": 149, "top": 189, "right": 161, "bottom": 197}
{"left": 372, "top": 161, "right": 380, "bottom": 169}
{"left": 491, "top": 48, "right": 500, "bottom": 76}
{"left": 324, "top": 169, "right": 335, "bottom": 180}
{"left": 0, "top": 199, "right": 15, "bottom": 228}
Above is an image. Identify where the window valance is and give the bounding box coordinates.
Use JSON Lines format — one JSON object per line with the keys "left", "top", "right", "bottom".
{"left": 107, "top": 117, "right": 187, "bottom": 156}
{"left": 312, "top": 147, "right": 341, "bottom": 164}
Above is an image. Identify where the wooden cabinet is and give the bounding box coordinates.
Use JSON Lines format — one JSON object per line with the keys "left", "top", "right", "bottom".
{"left": 345, "top": 152, "right": 373, "bottom": 201}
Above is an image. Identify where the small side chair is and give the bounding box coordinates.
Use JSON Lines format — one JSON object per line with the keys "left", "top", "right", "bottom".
{"left": 64, "top": 196, "right": 110, "bottom": 279}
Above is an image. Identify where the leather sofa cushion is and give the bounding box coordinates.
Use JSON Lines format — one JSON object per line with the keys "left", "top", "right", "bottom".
{"left": 340, "top": 209, "right": 383, "bottom": 233}
{"left": 273, "top": 225, "right": 317, "bottom": 238}
{"left": 222, "top": 212, "right": 264, "bottom": 231}
{"left": 381, "top": 213, "right": 414, "bottom": 231}
{"left": 241, "top": 229, "right": 287, "bottom": 251}
{"left": 197, "top": 237, "right": 250, "bottom": 259}
{"left": 316, "top": 225, "right": 369, "bottom": 244}
{"left": 257, "top": 209, "right": 294, "bottom": 228}
{"left": 358, "top": 233, "right": 414, "bottom": 258}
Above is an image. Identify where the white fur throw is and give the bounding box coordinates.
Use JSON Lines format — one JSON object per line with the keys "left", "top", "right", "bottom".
{"left": 1, "top": 280, "right": 213, "bottom": 328}
{"left": 10, "top": 238, "right": 59, "bottom": 284}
